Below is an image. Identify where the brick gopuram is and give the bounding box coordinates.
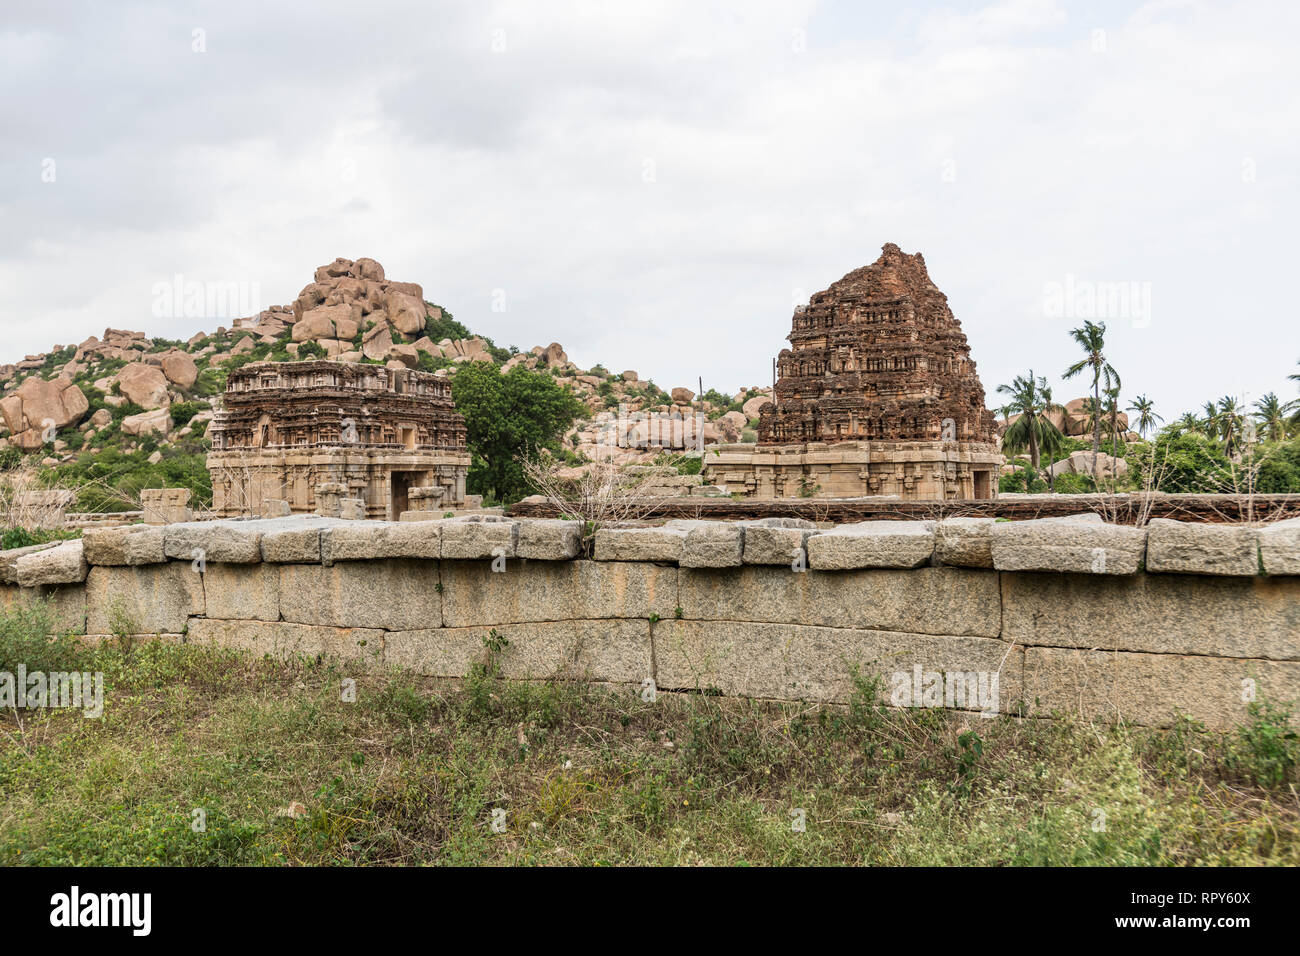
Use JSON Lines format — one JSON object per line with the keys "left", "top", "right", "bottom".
{"left": 705, "top": 243, "right": 1002, "bottom": 500}
{"left": 207, "top": 361, "right": 469, "bottom": 519}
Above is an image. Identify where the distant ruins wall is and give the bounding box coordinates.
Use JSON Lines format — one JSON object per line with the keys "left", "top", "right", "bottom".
{"left": 3, "top": 514, "right": 1299, "bottom": 730}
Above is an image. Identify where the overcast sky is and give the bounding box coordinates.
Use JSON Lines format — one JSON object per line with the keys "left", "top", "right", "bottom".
{"left": 3, "top": 0, "right": 1297, "bottom": 420}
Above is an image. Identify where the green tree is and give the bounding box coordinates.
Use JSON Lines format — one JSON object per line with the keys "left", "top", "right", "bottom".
{"left": 1126, "top": 430, "right": 1232, "bottom": 493}
{"left": 1213, "top": 395, "right": 1245, "bottom": 455}
{"left": 1170, "top": 412, "right": 1202, "bottom": 436}
{"left": 996, "top": 371, "right": 1066, "bottom": 487}
{"left": 1126, "top": 394, "right": 1162, "bottom": 439}
{"left": 1104, "top": 384, "right": 1124, "bottom": 467}
{"left": 1063, "top": 320, "right": 1119, "bottom": 480}
{"left": 1253, "top": 392, "right": 1291, "bottom": 443}
{"left": 451, "top": 362, "right": 584, "bottom": 504}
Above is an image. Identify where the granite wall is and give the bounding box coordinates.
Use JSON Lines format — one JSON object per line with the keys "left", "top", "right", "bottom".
{"left": 3, "top": 512, "right": 1298, "bottom": 729}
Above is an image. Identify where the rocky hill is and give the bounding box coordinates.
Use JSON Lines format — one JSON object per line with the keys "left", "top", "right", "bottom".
{"left": 0, "top": 257, "right": 772, "bottom": 509}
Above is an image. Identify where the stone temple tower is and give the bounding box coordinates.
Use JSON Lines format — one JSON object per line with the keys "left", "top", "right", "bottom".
{"left": 706, "top": 243, "right": 1003, "bottom": 499}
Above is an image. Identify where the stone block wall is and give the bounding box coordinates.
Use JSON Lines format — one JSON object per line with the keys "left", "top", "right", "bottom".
{"left": 2, "top": 513, "right": 1299, "bottom": 729}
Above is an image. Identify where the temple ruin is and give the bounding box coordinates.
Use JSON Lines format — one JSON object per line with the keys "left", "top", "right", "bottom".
{"left": 705, "top": 243, "right": 1002, "bottom": 499}
{"left": 207, "top": 361, "right": 469, "bottom": 518}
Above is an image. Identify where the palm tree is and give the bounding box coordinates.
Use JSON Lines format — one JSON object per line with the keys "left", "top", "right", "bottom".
{"left": 1200, "top": 400, "right": 1220, "bottom": 436}
{"left": 1126, "top": 394, "right": 1162, "bottom": 439}
{"left": 1289, "top": 361, "right": 1300, "bottom": 430}
{"left": 1104, "top": 384, "right": 1123, "bottom": 467}
{"left": 1063, "top": 320, "right": 1120, "bottom": 480}
{"left": 1252, "top": 393, "right": 1289, "bottom": 443}
{"left": 1214, "top": 396, "right": 1244, "bottom": 455}
{"left": 997, "top": 371, "right": 1066, "bottom": 488}
{"left": 1171, "top": 412, "right": 1201, "bottom": 436}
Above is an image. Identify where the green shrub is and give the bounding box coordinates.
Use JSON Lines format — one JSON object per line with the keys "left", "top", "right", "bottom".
{"left": 0, "top": 603, "right": 81, "bottom": 674}
{"left": 1226, "top": 699, "right": 1299, "bottom": 789}
{"left": 168, "top": 400, "right": 210, "bottom": 427}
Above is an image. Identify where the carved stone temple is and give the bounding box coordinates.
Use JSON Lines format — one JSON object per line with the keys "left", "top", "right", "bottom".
{"left": 207, "top": 361, "right": 469, "bottom": 518}
{"left": 705, "top": 243, "right": 1003, "bottom": 499}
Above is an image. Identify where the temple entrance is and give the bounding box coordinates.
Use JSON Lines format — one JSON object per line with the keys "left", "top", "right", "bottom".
{"left": 390, "top": 471, "right": 419, "bottom": 519}
{"left": 973, "top": 470, "right": 991, "bottom": 499}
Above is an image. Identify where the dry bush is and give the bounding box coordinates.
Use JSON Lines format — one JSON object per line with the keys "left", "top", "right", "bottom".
{"left": 0, "top": 460, "right": 140, "bottom": 534}
{"left": 520, "top": 450, "right": 680, "bottom": 538}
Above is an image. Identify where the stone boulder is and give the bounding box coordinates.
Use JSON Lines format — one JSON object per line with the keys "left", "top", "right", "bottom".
{"left": 0, "top": 376, "right": 89, "bottom": 447}
{"left": 538, "top": 343, "right": 568, "bottom": 367}
{"left": 114, "top": 363, "right": 171, "bottom": 409}
{"left": 314, "top": 257, "right": 355, "bottom": 283}
{"left": 362, "top": 320, "right": 393, "bottom": 360}
{"left": 718, "top": 410, "right": 748, "bottom": 442}
{"left": 293, "top": 303, "right": 359, "bottom": 342}
{"left": 742, "top": 395, "right": 771, "bottom": 418}
{"left": 121, "top": 407, "right": 172, "bottom": 436}
{"left": 671, "top": 387, "right": 695, "bottom": 404}
{"left": 160, "top": 350, "right": 198, "bottom": 389}
{"left": 353, "top": 257, "right": 385, "bottom": 281}
{"left": 385, "top": 290, "right": 426, "bottom": 336}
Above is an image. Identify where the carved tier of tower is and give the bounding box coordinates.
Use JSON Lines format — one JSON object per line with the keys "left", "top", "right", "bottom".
{"left": 757, "top": 242, "right": 997, "bottom": 447}
{"left": 705, "top": 243, "right": 1003, "bottom": 500}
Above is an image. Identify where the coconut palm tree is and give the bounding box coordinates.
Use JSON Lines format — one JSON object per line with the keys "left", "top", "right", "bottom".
{"left": 1214, "top": 396, "right": 1245, "bottom": 455}
{"left": 1063, "top": 320, "right": 1120, "bottom": 480}
{"left": 1252, "top": 392, "right": 1290, "bottom": 443}
{"left": 1103, "top": 384, "right": 1123, "bottom": 466}
{"left": 1126, "top": 394, "right": 1162, "bottom": 439}
{"left": 1171, "top": 412, "right": 1201, "bottom": 436}
{"left": 1200, "top": 400, "right": 1220, "bottom": 436}
{"left": 997, "top": 371, "right": 1066, "bottom": 488}
{"left": 1289, "top": 361, "right": 1300, "bottom": 429}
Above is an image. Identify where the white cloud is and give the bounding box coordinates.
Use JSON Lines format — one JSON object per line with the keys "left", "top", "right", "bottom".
{"left": 1, "top": 0, "right": 1297, "bottom": 418}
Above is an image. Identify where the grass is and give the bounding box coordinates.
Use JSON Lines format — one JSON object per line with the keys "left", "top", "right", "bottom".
{"left": 1, "top": 607, "right": 1298, "bottom": 866}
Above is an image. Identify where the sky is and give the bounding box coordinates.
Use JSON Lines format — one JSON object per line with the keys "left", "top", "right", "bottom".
{"left": 2, "top": 0, "right": 1297, "bottom": 422}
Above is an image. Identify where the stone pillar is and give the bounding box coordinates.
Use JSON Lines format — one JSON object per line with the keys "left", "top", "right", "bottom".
{"left": 262, "top": 499, "right": 292, "bottom": 518}
{"left": 315, "top": 482, "right": 346, "bottom": 518}
{"left": 140, "top": 488, "right": 193, "bottom": 525}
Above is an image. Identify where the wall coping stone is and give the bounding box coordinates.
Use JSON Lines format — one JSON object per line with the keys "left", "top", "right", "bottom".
{"left": 15, "top": 539, "right": 87, "bottom": 586}
{"left": 3, "top": 515, "right": 1299, "bottom": 578}
{"left": 1146, "top": 518, "right": 1261, "bottom": 576}
{"left": 991, "top": 516, "right": 1147, "bottom": 574}
{"left": 1260, "top": 517, "right": 1300, "bottom": 576}
{"left": 807, "top": 520, "right": 936, "bottom": 570}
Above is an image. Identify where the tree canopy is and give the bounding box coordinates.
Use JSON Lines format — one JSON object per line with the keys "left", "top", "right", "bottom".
{"left": 451, "top": 362, "right": 584, "bottom": 504}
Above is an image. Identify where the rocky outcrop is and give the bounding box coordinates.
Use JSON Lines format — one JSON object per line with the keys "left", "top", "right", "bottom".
{"left": 289, "top": 258, "right": 428, "bottom": 345}
{"left": 0, "top": 376, "right": 89, "bottom": 449}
